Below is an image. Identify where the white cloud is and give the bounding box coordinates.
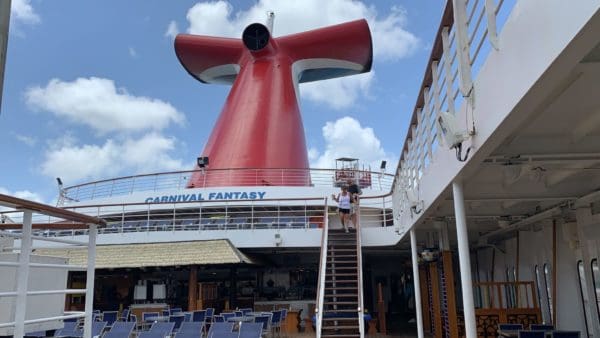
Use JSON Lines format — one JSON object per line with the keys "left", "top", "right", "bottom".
{"left": 302, "top": 72, "right": 374, "bottom": 110}
{"left": 165, "top": 20, "right": 179, "bottom": 39}
{"left": 25, "top": 77, "right": 185, "bottom": 134}
{"left": 128, "top": 46, "right": 138, "bottom": 58}
{"left": 176, "top": 0, "right": 419, "bottom": 109}
{"left": 10, "top": 0, "right": 40, "bottom": 25}
{"left": 12, "top": 133, "right": 37, "bottom": 146}
{"left": 0, "top": 187, "right": 45, "bottom": 204}
{"left": 41, "top": 133, "right": 187, "bottom": 184}
{"left": 311, "top": 117, "right": 396, "bottom": 170}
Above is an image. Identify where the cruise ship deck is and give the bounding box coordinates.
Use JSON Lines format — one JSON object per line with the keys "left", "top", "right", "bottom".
{"left": 2, "top": 0, "right": 600, "bottom": 337}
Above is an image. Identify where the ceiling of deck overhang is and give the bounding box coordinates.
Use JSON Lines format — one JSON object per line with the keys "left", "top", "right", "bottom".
{"left": 411, "top": 43, "right": 600, "bottom": 245}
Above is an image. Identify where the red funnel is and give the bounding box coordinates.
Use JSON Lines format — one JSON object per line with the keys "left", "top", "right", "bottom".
{"left": 175, "top": 19, "right": 372, "bottom": 187}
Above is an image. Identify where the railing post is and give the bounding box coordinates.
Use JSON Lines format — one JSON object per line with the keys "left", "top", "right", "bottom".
{"left": 14, "top": 210, "right": 33, "bottom": 338}
{"left": 452, "top": 0, "right": 474, "bottom": 97}
{"left": 441, "top": 26, "right": 456, "bottom": 116}
{"left": 83, "top": 224, "right": 97, "bottom": 338}
{"left": 410, "top": 229, "right": 424, "bottom": 338}
{"left": 431, "top": 60, "right": 443, "bottom": 153}
{"left": 382, "top": 197, "right": 387, "bottom": 226}
{"left": 452, "top": 180, "right": 477, "bottom": 338}
{"left": 130, "top": 177, "right": 136, "bottom": 194}
{"left": 484, "top": 0, "right": 499, "bottom": 50}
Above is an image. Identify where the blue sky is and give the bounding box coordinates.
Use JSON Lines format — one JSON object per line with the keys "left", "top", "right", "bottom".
{"left": 0, "top": 0, "right": 445, "bottom": 203}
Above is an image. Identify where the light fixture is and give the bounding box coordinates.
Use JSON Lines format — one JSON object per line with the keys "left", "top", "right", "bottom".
{"left": 197, "top": 156, "right": 209, "bottom": 168}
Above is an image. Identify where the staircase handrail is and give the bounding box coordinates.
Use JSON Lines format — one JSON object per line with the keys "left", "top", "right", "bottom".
{"left": 315, "top": 197, "right": 329, "bottom": 338}
{"left": 356, "top": 208, "right": 365, "bottom": 338}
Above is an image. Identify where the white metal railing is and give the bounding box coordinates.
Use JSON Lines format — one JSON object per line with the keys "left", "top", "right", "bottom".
{"left": 356, "top": 208, "right": 365, "bottom": 338}
{"left": 315, "top": 198, "right": 329, "bottom": 338}
{"left": 61, "top": 168, "right": 394, "bottom": 204}
{"left": 0, "top": 194, "right": 102, "bottom": 338}
{"left": 393, "top": 0, "right": 514, "bottom": 223}
{"left": 1, "top": 194, "right": 393, "bottom": 237}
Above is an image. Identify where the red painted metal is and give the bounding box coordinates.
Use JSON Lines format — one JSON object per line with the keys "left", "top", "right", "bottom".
{"left": 175, "top": 19, "right": 372, "bottom": 187}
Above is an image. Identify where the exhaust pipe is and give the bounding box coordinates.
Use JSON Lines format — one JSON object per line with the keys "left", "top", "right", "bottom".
{"left": 242, "top": 23, "right": 276, "bottom": 56}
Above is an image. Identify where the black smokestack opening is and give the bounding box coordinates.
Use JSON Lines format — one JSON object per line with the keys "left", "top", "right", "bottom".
{"left": 242, "top": 23, "right": 271, "bottom": 51}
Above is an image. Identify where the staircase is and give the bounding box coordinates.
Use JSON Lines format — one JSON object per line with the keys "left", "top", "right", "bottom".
{"left": 316, "top": 226, "right": 365, "bottom": 338}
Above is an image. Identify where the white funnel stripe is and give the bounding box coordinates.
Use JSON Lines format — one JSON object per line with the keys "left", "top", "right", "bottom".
{"left": 197, "top": 64, "right": 241, "bottom": 84}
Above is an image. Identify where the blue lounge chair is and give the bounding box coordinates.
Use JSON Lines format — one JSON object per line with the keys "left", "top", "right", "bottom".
{"left": 102, "top": 321, "right": 136, "bottom": 338}
{"left": 239, "top": 322, "right": 263, "bottom": 338}
{"left": 531, "top": 324, "right": 554, "bottom": 331}
{"left": 519, "top": 331, "right": 545, "bottom": 338}
{"left": 102, "top": 311, "right": 119, "bottom": 328}
{"left": 178, "top": 322, "right": 204, "bottom": 336}
{"left": 221, "top": 313, "right": 235, "bottom": 322}
{"left": 54, "top": 322, "right": 79, "bottom": 337}
{"left": 499, "top": 323, "right": 524, "bottom": 331}
{"left": 170, "top": 314, "right": 186, "bottom": 331}
{"left": 192, "top": 310, "right": 206, "bottom": 323}
{"left": 25, "top": 331, "right": 46, "bottom": 337}
{"left": 211, "top": 332, "right": 239, "bottom": 338}
{"left": 552, "top": 332, "right": 581, "bottom": 338}
{"left": 207, "top": 322, "right": 234, "bottom": 337}
{"left": 253, "top": 315, "right": 271, "bottom": 335}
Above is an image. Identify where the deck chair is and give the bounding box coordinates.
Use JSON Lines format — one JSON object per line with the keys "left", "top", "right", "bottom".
{"left": 102, "top": 311, "right": 119, "bottom": 328}
{"left": 102, "top": 321, "right": 136, "bottom": 338}
{"left": 238, "top": 322, "right": 263, "bottom": 338}
{"left": 192, "top": 310, "right": 206, "bottom": 323}
{"left": 207, "top": 322, "right": 234, "bottom": 338}
{"left": 253, "top": 315, "right": 270, "bottom": 336}
{"left": 519, "top": 331, "right": 545, "bottom": 338}
{"left": 499, "top": 323, "right": 524, "bottom": 330}
{"left": 211, "top": 332, "right": 239, "bottom": 338}
{"left": 270, "top": 310, "right": 283, "bottom": 337}
{"left": 552, "top": 332, "right": 581, "bottom": 338}
{"left": 178, "top": 322, "right": 204, "bottom": 336}
{"left": 531, "top": 324, "right": 554, "bottom": 331}
{"left": 54, "top": 322, "right": 79, "bottom": 337}
{"left": 85, "top": 321, "right": 108, "bottom": 338}
{"left": 145, "top": 322, "right": 175, "bottom": 337}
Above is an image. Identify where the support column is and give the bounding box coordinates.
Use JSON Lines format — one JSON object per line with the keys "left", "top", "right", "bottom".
{"left": 83, "top": 224, "right": 97, "bottom": 338}
{"left": 452, "top": 181, "right": 476, "bottom": 338}
{"left": 14, "top": 210, "right": 33, "bottom": 338}
{"left": 188, "top": 266, "right": 198, "bottom": 311}
{"left": 410, "top": 229, "right": 424, "bottom": 338}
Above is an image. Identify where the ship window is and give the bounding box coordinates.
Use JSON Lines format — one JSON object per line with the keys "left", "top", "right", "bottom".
{"left": 543, "top": 263, "right": 553, "bottom": 323}
{"left": 592, "top": 259, "right": 600, "bottom": 322}
{"left": 578, "top": 260, "right": 592, "bottom": 337}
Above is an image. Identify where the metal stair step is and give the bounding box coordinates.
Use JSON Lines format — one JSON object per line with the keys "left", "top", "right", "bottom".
{"left": 322, "top": 325, "right": 360, "bottom": 330}
{"left": 324, "top": 287, "right": 357, "bottom": 290}
{"left": 323, "top": 301, "right": 358, "bottom": 305}
{"left": 321, "top": 335, "right": 360, "bottom": 338}
{"left": 321, "top": 317, "right": 359, "bottom": 321}
{"left": 323, "top": 309, "right": 358, "bottom": 313}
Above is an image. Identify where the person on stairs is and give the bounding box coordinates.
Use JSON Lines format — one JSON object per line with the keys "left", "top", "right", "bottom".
{"left": 347, "top": 178, "right": 362, "bottom": 229}
{"left": 332, "top": 185, "right": 352, "bottom": 232}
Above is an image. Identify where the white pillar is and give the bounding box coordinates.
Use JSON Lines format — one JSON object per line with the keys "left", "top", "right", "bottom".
{"left": 14, "top": 210, "right": 33, "bottom": 338}
{"left": 410, "top": 229, "right": 424, "bottom": 338}
{"left": 83, "top": 224, "right": 97, "bottom": 338}
{"left": 452, "top": 181, "right": 476, "bottom": 338}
